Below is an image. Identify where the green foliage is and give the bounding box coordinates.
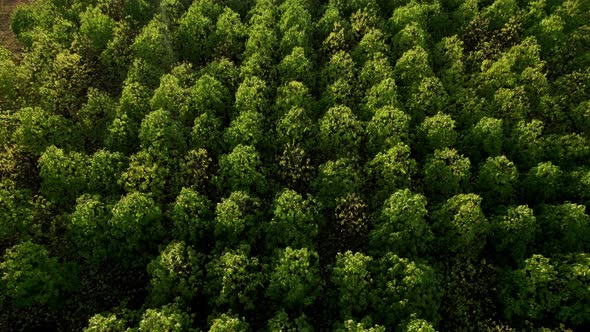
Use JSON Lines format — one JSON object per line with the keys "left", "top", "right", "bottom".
{"left": 108, "top": 192, "right": 164, "bottom": 258}
{"left": 319, "top": 105, "right": 363, "bottom": 158}
{"left": 217, "top": 145, "right": 266, "bottom": 193}
{"left": 170, "top": 188, "right": 212, "bottom": 244}
{"left": 206, "top": 247, "right": 263, "bottom": 311}
{"left": 432, "top": 194, "right": 489, "bottom": 259}
{"left": 0, "top": 181, "right": 34, "bottom": 244}
{"left": 84, "top": 312, "right": 128, "bottom": 332}
{"left": 138, "top": 304, "right": 194, "bottom": 332}
{"left": 476, "top": 155, "right": 519, "bottom": 208}
{"left": 369, "top": 189, "right": 432, "bottom": 258}
{"left": 147, "top": 241, "right": 205, "bottom": 307}
{"left": 224, "top": 111, "right": 265, "bottom": 148}
{"left": 423, "top": 148, "right": 471, "bottom": 201}
{"left": 139, "top": 109, "right": 186, "bottom": 159}
{"left": 208, "top": 313, "right": 249, "bottom": 332}
{"left": 336, "top": 319, "right": 386, "bottom": 332}
{"left": 132, "top": 16, "right": 175, "bottom": 69}
{"left": 331, "top": 251, "right": 373, "bottom": 319}
{"left": 266, "top": 189, "right": 319, "bottom": 250}
{"left": 78, "top": 6, "right": 115, "bottom": 53}
{"left": 267, "top": 247, "right": 322, "bottom": 308}
{"left": 0, "top": 241, "right": 77, "bottom": 307}
{"left": 365, "top": 106, "right": 411, "bottom": 155}
{"left": 214, "top": 191, "right": 260, "bottom": 250}
{"left": 419, "top": 112, "right": 458, "bottom": 152}
{"left": 537, "top": 203, "right": 590, "bottom": 255}
{"left": 313, "top": 158, "right": 362, "bottom": 209}
{"left": 372, "top": 253, "right": 441, "bottom": 327}
{"left": 267, "top": 309, "right": 313, "bottom": 332}
{"left": 365, "top": 143, "right": 417, "bottom": 203}
{"left": 493, "top": 205, "right": 537, "bottom": 263}
{"left": 68, "top": 194, "right": 112, "bottom": 264}
{"left": 185, "top": 74, "right": 230, "bottom": 125}
{"left": 39, "top": 146, "right": 89, "bottom": 204}
{"left": 14, "top": 107, "right": 78, "bottom": 154}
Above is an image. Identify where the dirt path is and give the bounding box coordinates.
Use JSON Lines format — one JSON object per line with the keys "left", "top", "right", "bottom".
{"left": 0, "top": 0, "right": 26, "bottom": 54}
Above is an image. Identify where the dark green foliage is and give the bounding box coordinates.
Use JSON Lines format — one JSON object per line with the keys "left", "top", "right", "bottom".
{"left": 0, "top": 241, "right": 77, "bottom": 307}
{"left": 372, "top": 253, "right": 441, "bottom": 328}
{"left": 3, "top": 0, "right": 590, "bottom": 330}
{"left": 147, "top": 241, "right": 205, "bottom": 307}
{"left": 205, "top": 247, "right": 263, "bottom": 311}
{"left": 267, "top": 247, "right": 322, "bottom": 308}
{"left": 369, "top": 189, "right": 432, "bottom": 258}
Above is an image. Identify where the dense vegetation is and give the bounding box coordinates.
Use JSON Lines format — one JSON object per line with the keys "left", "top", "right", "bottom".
{"left": 0, "top": 0, "right": 589, "bottom": 330}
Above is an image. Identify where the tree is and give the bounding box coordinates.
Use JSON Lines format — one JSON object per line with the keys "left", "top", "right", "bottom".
{"left": 493, "top": 205, "right": 537, "bottom": 263}
{"left": 191, "top": 111, "right": 223, "bottom": 154}
{"left": 224, "top": 111, "right": 265, "bottom": 149}
{"left": 139, "top": 109, "right": 186, "bottom": 159}
{"left": 267, "top": 309, "right": 313, "bottom": 332}
{"left": 132, "top": 16, "right": 175, "bottom": 69}
{"left": 406, "top": 76, "right": 448, "bottom": 123}
{"left": 217, "top": 145, "right": 266, "bottom": 193}
{"left": 275, "top": 107, "right": 314, "bottom": 148}
{"left": 78, "top": 88, "right": 117, "bottom": 149}
{"left": 423, "top": 148, "right": 471, "bottom": 201}
{"left": 276, "top": 143, "right": 314, "bottom": 191}
{"left": 372, "top": 253, "right": 441, "bottom": 328}
{"left": 214, "top": 191, "right": 260, "bottom": 250}
{"left": 366, "top": 106, "right": 411, "bottom": 155}
{"left": 521, "top": 161, "right": 563, "bottom": 204}
{"left": 331, "top": 251, "right": 373, "bottom": 319}
{"left": 537, "top": 203, "right": 590, "bottom": 255}
{"left": 319, "top": 105, "right": 363, "bottom": 158}
{"left": 336, "top": 319, "right": 385, "bottom": 332}
{"left": 418, "top": 112, "right": 457, "bottom": 153}
{"left": 175, "top": 1, "right": 220, "bottom": 65}
{"left": 399, "top": 319, "right": 436, "bottom": 332}
{"left": 265, "top": 189, "right": 319, "bottom": 250}
{"left": 369, "top": 189, "right": 432, "bottom": 259}
{"left": 206, "top": 247, "right": 264, "bottom": 311}
{"left": 393, "top": 46, "right": 434, "bottom": 96}
{"left": 476, "top": 155, "right": 518, "bottom": 209}
{"left": 278, "top": 47, "right": 314, "bottom": 86}
{"left": 0, "top": 180, "right": 33, "bottom": 245}
{"left": 275, "top": 81, "right": 313, "bottom": 116}
{"left": 68, "top": 194, "right": 113, "bottom": 265}
{"left": 267, "top": 247, "right": 322, "bottom": 308}
{"left": 313, "top": 158, "right": 362, "bottom": 209}
{"left": 38, "top": 146, "right": 89, "bottom": 205}
{"left": 150, "top": 74, "right": 185, "bottom": 116}
{"left": 184, "top": 74, "right": 230, "bottom": 125}
{"left": 208, "top": 313, "right": 248, "bottom": 332}
{"left": 138, "top": 304, "right": 194, "bottom": 332}
{"left": 333, "top": 193, "right": 370, "bottom": 252}
{"left": 119, "top": 150, "right": 175, "bottom": 199}
{"left": 14, "top": 107, "right": 79, "bottom": 154}
{"left": 169, "top": 188, "right": 212, "bottom": 244}
{"left": 234, "top": 76, "right": 270, "bottom": 116}
{"left": 363, "top": 78, "right": 400, "bottom": 115}
{"left": 213, "top": 7, "right": 247, "bottom": 59}
{"left": 432, "top": 194, "right": 489, "bottom": 259}
{"left": 147, "top": 241, "right": 205, "bottom": 307}
{"left": 78, "top": 6, "right": 116, "bottom": 53}
{"left": 365, "top": 143, "right": 417, "bottom": 204}
{"left": 108, "top": 192, "right": 164, "bottom": 259}
{"left": 84, "top": 312, "right": 128, "bottom": 332}
{"left": 0, "top": 241, "right": 77, "bottom": 307}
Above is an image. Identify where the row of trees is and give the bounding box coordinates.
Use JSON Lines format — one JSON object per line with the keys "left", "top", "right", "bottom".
{"left": 1, "top": 0, "right": 589, "bottom": 330}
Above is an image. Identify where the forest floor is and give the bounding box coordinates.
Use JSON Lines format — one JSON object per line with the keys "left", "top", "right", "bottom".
{"left": 0, "top": 0, "right": 25, "bottom": 55}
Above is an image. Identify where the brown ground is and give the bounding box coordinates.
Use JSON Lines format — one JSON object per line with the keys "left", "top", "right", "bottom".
{"left": 0, "top": 0, "right": 26, "bottom": 55}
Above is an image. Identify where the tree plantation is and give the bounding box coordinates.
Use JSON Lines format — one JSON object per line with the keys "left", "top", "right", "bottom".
{"left": 0, "top": 0, "right": 589, "bottom": 331}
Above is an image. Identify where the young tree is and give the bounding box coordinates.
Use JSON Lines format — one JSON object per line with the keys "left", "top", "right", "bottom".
{"left": 208, "top": 313, "right": 249, "bottom": 332}
{"left": 418, "top": 112, "right": 458, "bottom": 153}
{"left": 0, "top": 241, "right": 77, "bottom": 307}
{"left": 169, "top": 188, "right": 212, "bottom": 244}
{"left": 267, "top": 247, "right": 322, "bottom": 308}
{"left": 366, "top": 106, "right": 411, "bottom": 155}
{"left": 108, "top": 192, "right": 164, "bottom": 259}
{"left": 365, "top": 143, "right": 417, "bottom": 204}
{"left": 206, "top": 247, "right": 264, "bottom": 311}
{"left": 38, "top": 146, "right": 89, "bottom": 205}
{"left": 493, "top": 205, "right": 537, "bottom": 263}
{"left": 217, "top": 144, "right": 266, "bottom": 194}
{"left": 224, "top": 111, "right": 265, "bottom": 149}
{"left": 372, "top": 253, "right": 441, "bottom": 328}
{"left": 213, "top": 191, "right": 260, "bottom": 250}
{"left": 313, "top": 158, "right": 362, "bottom": 209}
{"left": 132, "top": 16, "right": 175, "bottom": 70}
{"left": 212, "top": 7, "right": 247, "bottom": 59}
{"left": 68, "top": 194, "right": 113, "bottom": 265}
{"left": 138, "top": 109, "right": 186, "bottom": 160}
{"left": 147, "top": 241, "right": 205, "bottom": 307}
{"left": 369, "top": 189, "right": 433, "bottom": 259}
{"left": 319, "top": 105, "right": 363, "bottom": 158}
{"left": 476, "top": 155, "right": 518, "bottom": 209}
{"left": 278, "top": 47, "right": 314, "bottom": 87}
{"left": 138, "top": 304, "right": 194, "bottom": 332}
{"left": 423, "top": 148, "right": 471, "bottom": 201}
{"left": 521, "top": 161, "right": 563, "bottom": 204}
{"left": 432, "top": 194, "right": 489, "bottom": 259}
{"left": 235, "top": 76, "right": 270, "bottom": 116}
{"left": 265, "top": 189, "right": 319, "bottom": 250}
{"left": 14, "top": 107, "right": 79, "bottom": 154}
{"left": 331, "top": 251, "right": 373, "bottom": 319}
{"left": 267, "top": 309, "right": 313, "bottom": 332}
{"left": 184, "top": 74, "right": 230, "bottom": 125}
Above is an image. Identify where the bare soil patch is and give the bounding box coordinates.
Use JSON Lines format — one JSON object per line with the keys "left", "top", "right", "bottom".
{"left": 0, "top": 0, "right": 26, "bottom": 54}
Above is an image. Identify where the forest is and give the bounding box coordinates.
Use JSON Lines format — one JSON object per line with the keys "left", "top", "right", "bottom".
{"left": 0, "top": 0, "right": 589, "bottom": 330}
